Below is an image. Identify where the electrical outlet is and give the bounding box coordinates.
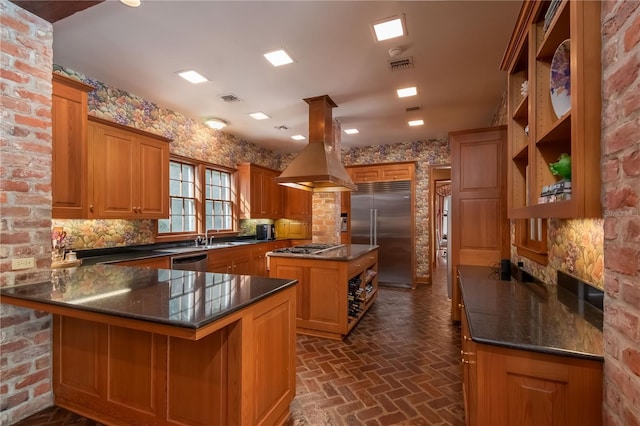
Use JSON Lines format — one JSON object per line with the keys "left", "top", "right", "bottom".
{"left": 12, "top": 257, "right": 35, "bottom": 270}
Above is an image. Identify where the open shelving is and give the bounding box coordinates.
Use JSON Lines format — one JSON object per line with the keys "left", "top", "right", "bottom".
{"left": 501, "top": 0, "right": 602, "bottom": 219}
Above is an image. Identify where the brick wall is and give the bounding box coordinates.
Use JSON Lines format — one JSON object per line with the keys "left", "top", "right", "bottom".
{"left": 0, "top": 0, "right": 54, "bottom": 423}
{"left": 601, "top": 2, "right": 640, "bottom": 425}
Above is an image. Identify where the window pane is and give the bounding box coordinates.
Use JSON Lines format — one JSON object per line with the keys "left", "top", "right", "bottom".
{"left": 158, "top": 219, "right": 170, "bottom": 233}
{"left": 170, "top": 162, "right": 181, "bottom": 179}
{"left": 160, "top": 161, "right": 197, "bottom": 234}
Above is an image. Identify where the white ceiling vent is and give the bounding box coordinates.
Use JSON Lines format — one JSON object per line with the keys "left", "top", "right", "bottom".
{"left": 220, "top": 94, "right": 241, "bottom": 102}
{"left": 388, "top": 56, "right": 414, "bottom": 71}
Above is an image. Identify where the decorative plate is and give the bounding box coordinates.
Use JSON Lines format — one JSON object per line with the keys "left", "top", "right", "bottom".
{"left": 550, "top": 39, "right": 571, "bottom": 119}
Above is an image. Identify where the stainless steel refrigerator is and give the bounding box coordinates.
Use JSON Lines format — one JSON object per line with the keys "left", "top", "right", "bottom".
{"left": 350, "top": 180, "right": 412, "bottom": 287}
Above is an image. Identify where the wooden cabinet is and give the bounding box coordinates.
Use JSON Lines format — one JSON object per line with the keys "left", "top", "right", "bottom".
{"left": 347, "top": 161, "right": 415, "bottom": 183}
{"left": 284, "top": 187, "right": 312, "bottom": 220}
{"left": 207, "top": 245, "right": 252, "bottom": 274}
{"left": 251, "top": 240, "right": 289, "bottom": 277}
{"left": 237, "top": 163, "right": 283, "bottom": 219}
{"left": 51, "top": 74, "right": 94, "bottom": 219}
{"left": 269, "top": 249, "right": 378, "bottom": 340}
{"left": 460, "top": 299, "right": 602, "bottom": 426}
{"left": 43, "top": 284, "right": 296, "bottom": 426}
{"left": 501, "top": 0, "right": 601, "bottom": 218}
{"left": 88, "top": 117, "right": 170, "bottom": 219}
{"left": 450, "top": 126, "right": 509, "bottom": 321}
{"left": 113, "top": 256, "right": 169, "bottom": 269}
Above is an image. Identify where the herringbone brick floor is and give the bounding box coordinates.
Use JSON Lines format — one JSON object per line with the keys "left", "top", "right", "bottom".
{"left": 14, "top": 264, "right": 462, "bottom": 426}
{"left": 285, "top": 263, "right": 463, "bottom": 426}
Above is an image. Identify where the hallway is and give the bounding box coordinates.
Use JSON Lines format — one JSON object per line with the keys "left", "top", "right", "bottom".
{"left": 15, "top": 264, "right": 463, "bottom": 426}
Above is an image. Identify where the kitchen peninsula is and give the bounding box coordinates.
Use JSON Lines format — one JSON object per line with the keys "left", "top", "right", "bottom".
{"left": 268, "top": 244, "right": 378, "bottom": 340}
{"left": 0, "top": 265, "right": 297, "bottom": 426}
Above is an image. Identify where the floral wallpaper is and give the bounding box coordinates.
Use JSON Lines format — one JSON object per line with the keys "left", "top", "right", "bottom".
{"left": 512, "top": 218, "right": 605, "bottom": 289}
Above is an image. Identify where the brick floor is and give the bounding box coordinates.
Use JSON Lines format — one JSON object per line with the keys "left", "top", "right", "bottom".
{"left": 13, "top": 263, "right": 463, "bottom": 425}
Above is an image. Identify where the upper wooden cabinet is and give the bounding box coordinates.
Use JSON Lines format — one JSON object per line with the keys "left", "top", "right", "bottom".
{"left": 51, "top": 74, "right": 94, "bottom": 219}
{"left": 284, "top": 187, "right": 311, "bottom": 220}
{"left": 501, "top": 0, "right": 602, "bottom": 218}
{"left": 87, "top": 116, "right": 170, "bottom": 219}
{"left": 347, "top": 162, "right": 415, "bottom": 183}
{"left": 237, "top": 163, "right": 283, "bottom": 219}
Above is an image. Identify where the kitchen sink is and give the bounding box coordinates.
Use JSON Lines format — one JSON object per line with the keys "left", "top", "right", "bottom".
{"left": 153, "top": 246, "right": 207, "bottom": 254}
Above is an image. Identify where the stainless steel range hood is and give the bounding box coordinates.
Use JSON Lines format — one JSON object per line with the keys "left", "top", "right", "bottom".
{"left": 276, "top": 95, "right": 357, "bottom": 192}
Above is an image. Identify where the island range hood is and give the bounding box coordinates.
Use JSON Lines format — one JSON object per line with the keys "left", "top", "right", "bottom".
{"left": 275, "top": 95, "right": 357, "bottom": 192}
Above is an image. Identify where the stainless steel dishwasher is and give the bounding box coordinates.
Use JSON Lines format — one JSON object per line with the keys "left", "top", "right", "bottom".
{"left": 170, "top": 252, "right": 208, "bottom": 272}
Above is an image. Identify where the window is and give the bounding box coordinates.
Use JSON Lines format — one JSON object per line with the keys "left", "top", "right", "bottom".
{"left": 515, "top": 218, "right": 548, "bottom": 265}
{"left": 158, "top": 156, "right": 237, "bottom": 240}
{"left": 205, "top": 169, "right": 233, "bottom": 232}
{"left": 159, "top": 161, "right": 196, "bottom": 233}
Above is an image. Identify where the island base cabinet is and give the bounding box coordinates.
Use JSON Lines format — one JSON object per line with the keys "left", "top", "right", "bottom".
{"left": 52, "top": 286, "right": 296, "bottom": 426}
{"left": 463, "top": 341, "right": 603, "bottom": 426}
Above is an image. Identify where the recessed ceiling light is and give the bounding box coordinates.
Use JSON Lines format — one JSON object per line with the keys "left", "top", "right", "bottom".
{"left": 178, "top": 70, "right": 208, "bottom": 84}
{"left": 205, "top": 118, "right": 228, "bottom": 130}
{"left": 372, "top": 16, "right": 406, "bottom": 42}
{"left": 120, "top": 0, "right": 141, "bottom": 7}
{"left": 344, "top": 128, "right": 359, "bottom": 135}
{"left": 291, "top": 135, "right": 306, "bottom": 141}
{"left": 397, "top": 87, "right": 417, "bottom": 98}
{"left": 264, "top": 49, "right": 294, "bottom": 67}
{"left": 408, "top": 119, "right": 424, "bottom": 127}
{"left": 249, "top": 112, "right": 270, "bottom": 120}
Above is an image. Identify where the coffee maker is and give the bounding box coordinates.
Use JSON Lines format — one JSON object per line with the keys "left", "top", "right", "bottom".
{"left": 256, "top": 224, "right": 275, "bottom": 240}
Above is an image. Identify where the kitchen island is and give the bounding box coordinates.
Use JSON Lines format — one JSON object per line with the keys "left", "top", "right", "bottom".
{"left": 1, "top": 265, "right": 297, "bottom": 426}
{"left": 457, "top": 265, "right": 603, "bottom": 426}
{"left": 268, "top": 244, "right": 378, "bottom": 340}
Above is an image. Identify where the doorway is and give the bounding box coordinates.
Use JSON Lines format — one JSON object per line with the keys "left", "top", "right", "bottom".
{"left": 429, "top": 165, "right": 451, "bottom": 273}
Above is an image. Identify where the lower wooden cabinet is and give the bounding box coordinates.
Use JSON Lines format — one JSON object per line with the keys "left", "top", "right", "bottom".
{"left": 251, "top": 240, "right": 289, "bottom": 277}
{"left": 113, "top": 256, "right": 169, "bottom": 269}
{"left": 269, "top": 249, "right": 378, "bottom": 340}
{"left": 51, "top": 285, "right": 296, "bottom": 426}
{"left": 207, "top": 246, "right": 251, "bottom": 274}
{"left": 460, "top": 301, "right": 603, "bottom": 426}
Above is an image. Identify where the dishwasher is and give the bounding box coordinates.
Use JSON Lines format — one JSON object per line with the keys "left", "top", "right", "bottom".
{"left": 170, "top": 252, "right": 208, "bottom": 272}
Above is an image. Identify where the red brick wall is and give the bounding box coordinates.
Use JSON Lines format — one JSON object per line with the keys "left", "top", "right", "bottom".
{"left": 0, "top": 0, "right": 54, "bottom": 423}
{"left": 601, "top": 2, "right": 640, "bottom": 425}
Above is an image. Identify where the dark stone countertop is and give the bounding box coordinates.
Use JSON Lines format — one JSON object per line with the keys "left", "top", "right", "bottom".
{"left": 1, "top": 264, "right": 296, "bottom": 329}
{"left": 267, "top": 244, "right": 378, "bottom": 261}
{"left": 75, "top": 238, "right": 283, "bottom": 266}
{"left": 458, "top": 265, "right": 603, "bottom": 361}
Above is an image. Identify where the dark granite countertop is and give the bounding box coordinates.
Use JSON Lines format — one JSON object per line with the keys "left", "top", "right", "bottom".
{"left": 458, "top": 265, "right": 603, "bottom": 361}
{"left": 1, "top": 264, "right": 296, "bottom": 329}
{"left": 76, "top": 238, "right": 285, "bottom": 266}
{"left": 267, "top": 244, "right": 378, "bottom": 261}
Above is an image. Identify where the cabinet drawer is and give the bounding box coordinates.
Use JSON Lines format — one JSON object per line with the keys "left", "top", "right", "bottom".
{"left": 348, "top": 253, "right": 377, "bottom": 277}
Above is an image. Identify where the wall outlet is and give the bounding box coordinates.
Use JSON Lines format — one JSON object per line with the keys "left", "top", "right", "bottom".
{"left": 12, "top": 257, "right": 35, "bottom": 270}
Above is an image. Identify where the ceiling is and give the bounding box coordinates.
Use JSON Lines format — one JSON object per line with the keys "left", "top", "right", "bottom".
{"left": 49, "top": 1, "right": 522, "bottom": 154}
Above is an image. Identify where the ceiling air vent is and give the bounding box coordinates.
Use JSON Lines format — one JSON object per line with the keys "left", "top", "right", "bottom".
{"left": 220, "top": 94, "right": 241, "bottom": 102}
{"left": 388, "top": 56, "right": 414, "bottom": 71}
{"left": 406, "top": 106, "right": 422, "bottom": 112}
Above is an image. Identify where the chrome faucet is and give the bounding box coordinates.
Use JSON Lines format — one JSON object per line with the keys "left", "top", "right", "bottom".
{"left": 205, "top": 229, "right": 216, "bottom": 245}
{"left": 195, "top": 235, "right": 206, "bottom": 246}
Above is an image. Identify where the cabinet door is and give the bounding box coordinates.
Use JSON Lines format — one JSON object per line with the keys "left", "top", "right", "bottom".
{"left": 285, "top": 187, "right": 311, "bottom": 220}
{"left": 115, "top": 256, "right": 170, "bottom": 269}
{"left": 52, "top": 75, "right": 92, "bottom": 219}
{"left": 267, "top": 170, "right": 284, "bottom": 217}
{"left": 90, "top": 123, "right": 137, "bottom": 218}
{"left": 207, "top": 252, "right": 233, "bottom": 273}
{"left": 137, "top": 136, "right": 169, "bottom": 218}
{"left": 249, "top": 169, "right": 267, "bottom": 216}
{"left": 230, "top": 247, "right": 252, "bottom": 275}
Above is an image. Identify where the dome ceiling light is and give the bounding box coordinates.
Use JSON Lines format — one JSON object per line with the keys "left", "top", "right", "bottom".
{"left": 205, "top": 118, "right": 228, "bottom": 130}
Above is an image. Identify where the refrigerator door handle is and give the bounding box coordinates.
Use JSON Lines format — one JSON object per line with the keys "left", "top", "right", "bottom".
{"left": 373, "top": 208, "right": 378, "bottom": 245}
{"left": 369, "top": 209, "right": 374, "bottom": 245}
